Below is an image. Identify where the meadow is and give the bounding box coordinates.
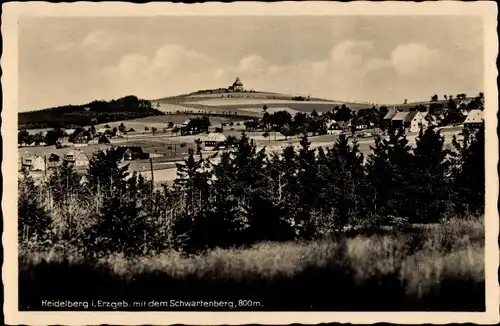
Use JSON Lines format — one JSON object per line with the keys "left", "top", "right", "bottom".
{"left": 183, "top": 98, "right": 340, "bottom": 106}
{"left": 19, "top": 217, "right": 484, "bottom": 311}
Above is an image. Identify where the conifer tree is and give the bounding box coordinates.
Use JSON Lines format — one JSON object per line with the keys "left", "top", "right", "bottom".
{"left": 18, "top": 168, "right": 52, "bottom": 242}
{"left": 294, "top": 132, "right": 318, "bottom": 239}
{"left": 412, "top": 126, "right": 452, "bottom": 222}
{"left": 47, "top": 159, "right": 83, "bottom": 240}
{"left": 367, "top": 124, "right": 413, "bottom": 221}
{"left": 451, "top": 127, "right": 485, "bottom": 215}
{"left": 318, "top": 134, "right": 365, "bottom": 229}
{"left": 86, "top": 147, "right": 130, "bottom": 201}
{"left": 48, "top": 159, "right": 81, "bottom": 206}
{"left": 172, "top": 141, "right": 212, "bottom": 251}
{"left": 206, "top": 150, "right": 246, "bottom": 247}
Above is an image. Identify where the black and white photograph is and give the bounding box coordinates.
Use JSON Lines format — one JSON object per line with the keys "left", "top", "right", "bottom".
{"left": 3, "top": 1, "right": 498, "bottom": 324}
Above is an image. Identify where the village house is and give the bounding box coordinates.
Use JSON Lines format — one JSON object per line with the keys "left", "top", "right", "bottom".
{"left": 463, "top": 109, "right": 484, "bottom": 130}
{"left": 326, "top": 120, "right": 342, "bottom": 135}
{"left": 116, "top": 146, "right": 150, "bottom": 161}
{"left": 203, "top": 132, "right": 227, "bottom": 150}
{"left": 382, "top": 108, "right": 398, "bottom": 128}
{"left": 404, "top": 111, "right": 433, "bottom": 133}
{"left": 98, "top": 134, "right": 111, "bottom": 144}
{"left": 73, "top": 134, "right": 90, "bottom": 147}
{"left": 21, "top": 152, "right": 46, "bottom": 171}
{"left": 64, "top": 128, "right": 76, "bottom": 136}
{"left": 64, "top": 150, "right": 90, "bottom": 168}
{"left": 390, "top": 111, "right": 409, "bottom": 128}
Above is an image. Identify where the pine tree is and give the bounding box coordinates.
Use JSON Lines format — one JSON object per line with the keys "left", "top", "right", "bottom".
{"left": 47, "top": 159, "right": 83, "bottom": 240}
{"left": 18, "top": 168, "right": 52, "bottom": 242}
{"left": 86, "top": 147, "right": 130, "bottom": 202}
{"left": 366, "top": 124, "right": 413, "bottom": 222}
{"left": 318, "top": 134, "right": 365, "bottom": 230}
{"left": 412, "top": 126, "right": 452, "bottom": 222}
{"left": 451, "top": 127, "right": 485, "bottom": 215}
{"left": 294, "top": 132, "right": 318, "bottom": 239}
{"left": 48, "top": 159, "right": 81, "bottom": 206}
{"left": 172, "top": 142, "right": 212, "bottom": 252}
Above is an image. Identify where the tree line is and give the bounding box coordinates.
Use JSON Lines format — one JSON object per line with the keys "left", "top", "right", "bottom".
{"left": 19, "top": 124, "right": 484, "bottom": 257}
{"left": 19, "top": 95, "right": 163, "bottom": 129}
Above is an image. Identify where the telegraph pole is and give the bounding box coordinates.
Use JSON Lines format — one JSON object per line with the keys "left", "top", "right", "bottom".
{"left": 44, "top": 155, "right": 47, "bottom": 179}
{"left": 149, "top": 157, "right": 154, "bottom": 184}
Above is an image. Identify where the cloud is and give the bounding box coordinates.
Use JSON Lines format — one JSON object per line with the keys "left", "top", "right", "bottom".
{"left": 101, "top": 40, "right": 481, "bottom": 104}
{"left": 56, "top": 30, "right": 111, "bottom": 52}
{"left": 390, "top": 43, "right": 441, "bottom": 77}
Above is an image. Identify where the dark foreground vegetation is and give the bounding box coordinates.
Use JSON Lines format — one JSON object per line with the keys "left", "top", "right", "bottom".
{"left": 19, "top": 218, "right": 484, "bottom": 311}
{"left": 19, "top": 95, "right": 163, "bottom": 129}
{"left": 18, "top": 124, "right": 485, "bottom": 311}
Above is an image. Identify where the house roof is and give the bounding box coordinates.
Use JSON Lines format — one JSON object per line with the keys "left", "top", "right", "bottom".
{"left": 64, "top": 150, "right": 89, "bottom": 161}
{"left": 392, "top": 111, "right": 409, "bottom": 121}
{"left": 205, "top": 132, "right": 227, "bottom": 142}
{"left": 383, "top": 108, "right": 397, "bottom": 120}
{"left": 403, "top": 111, "right": 418, "bottom": 122}
{"left": 464, "top": 109, "right": 484, "bottom": 124}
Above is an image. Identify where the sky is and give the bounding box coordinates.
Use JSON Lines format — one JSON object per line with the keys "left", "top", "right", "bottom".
{"left": 19, "top": 15, "right": 484, "bottom": 111}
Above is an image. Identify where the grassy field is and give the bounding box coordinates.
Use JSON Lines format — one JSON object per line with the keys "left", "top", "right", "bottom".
{"left": 95, "top": 114, "right": 237, "bottom": 131}
{"left": 19, "top": 217, "right": 484, "bottom": 311}
{"left": 183, "top": 98, "right": 340, "bottom": 106}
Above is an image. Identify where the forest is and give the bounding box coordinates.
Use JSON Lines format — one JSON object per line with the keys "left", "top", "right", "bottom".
{"left": 18, "top": 95, "right": 163, "bottom": 129}
{"left": 18, "top": 124, "right": 485, "bottom": 310}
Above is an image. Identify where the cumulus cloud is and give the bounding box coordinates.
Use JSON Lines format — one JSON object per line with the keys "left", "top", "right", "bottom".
{"left": 391, "top": 43, "right": 441, "bottom": 77}
{"left": 101, "top": 40, "right": 480, "bottom": 103}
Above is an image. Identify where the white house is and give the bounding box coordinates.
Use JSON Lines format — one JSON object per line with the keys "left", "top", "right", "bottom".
{"left": 463, "top": 109, "right": 484, "bottom": 130}
{"left": 21, "top": 152, "right": 46, "bottom": 171}
{"left": 407, "top": 111, "right": 432, "bottom": 133}
{"left": 64, "top": 129, "right": 76, "bottom": 136}
{"left": 203, "top": 132, "right": 227, "bottom": 150}
{"left": 64, "top": 150, "right": 90, "bottom": 168}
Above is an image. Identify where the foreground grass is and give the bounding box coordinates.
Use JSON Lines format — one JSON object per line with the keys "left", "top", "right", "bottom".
{"left": 19, "top": 217, "right": 484, "bottom": 311}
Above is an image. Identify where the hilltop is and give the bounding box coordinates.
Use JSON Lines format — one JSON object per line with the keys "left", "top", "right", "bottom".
{"left": 152, "top": 77, "right": 377, "bottom": 118}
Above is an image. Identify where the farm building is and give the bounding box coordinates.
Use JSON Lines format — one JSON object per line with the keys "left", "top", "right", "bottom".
{"left": 73, "top": 134, "right": 90, "bottom": 147}
{"left": 116, "top": 146, "right": 150, "bottom": 161}
{"left": 98, "top": 135, "right": 111, "bottom": 144}
{"left": 20, "top": 152, "right": 46, "bottom": 172}
{"left": 463, "top": 109, "right": 484, "bottom": 130}
{"left": 204, "top": 132, "right": 227, "bottom": 150}
{"left": 391, "top": 111, "right": 409, "bottom": 128}
{"left": 64, "top": 129, "right": 76, "bottom": 136}
{"left": 406, "top": 111, "right": 432, "bottom": 133}
{"left": 64, "top": 150, "right": 90, "bottom": 168}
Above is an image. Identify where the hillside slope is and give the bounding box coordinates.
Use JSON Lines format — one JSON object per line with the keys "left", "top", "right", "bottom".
{"left": 19, "top": 95, "right": 164, "bottom": 129}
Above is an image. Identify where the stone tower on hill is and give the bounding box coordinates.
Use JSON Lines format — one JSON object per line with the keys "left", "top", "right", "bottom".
{"left": 228, "top": 77, "right": 244, "bottom": 92}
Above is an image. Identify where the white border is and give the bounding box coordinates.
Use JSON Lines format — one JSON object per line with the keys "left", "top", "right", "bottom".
{"left": 3, "top": 2, "right": 499, "bottom": 325}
